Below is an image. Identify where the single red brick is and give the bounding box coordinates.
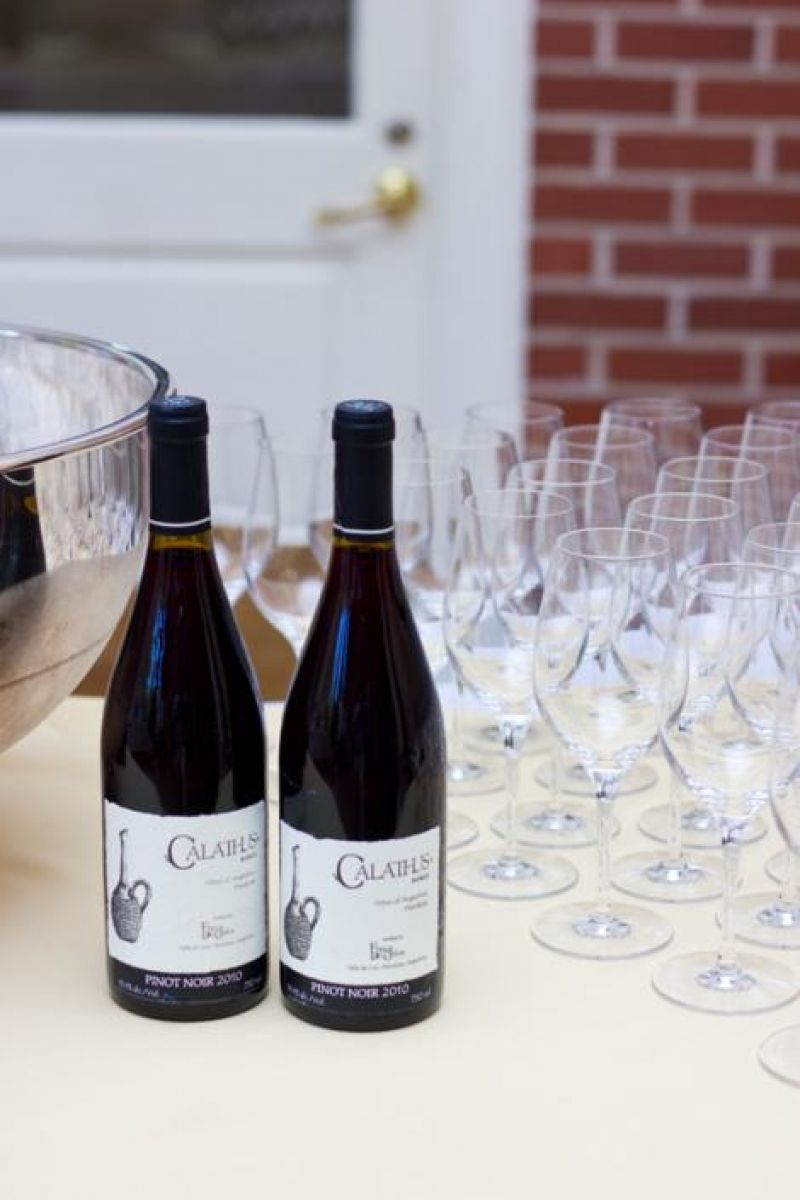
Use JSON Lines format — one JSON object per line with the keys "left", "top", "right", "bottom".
{"left": 698, "top": 80, "right": 800, "bottom": 120}
{"left": 530, "top": 291, "right": 666, "bottom": 330}
{"left": 777, "top": 138, "right": 800, "bottom": 173}
{"left": 615, "top": 240, "right": 749, "bottom": 278}
{"left": 617, "top": 21, "right": 753, "bottom": 61}
{"left": 537, "top": 19, "right": 594, "bottom": 58}
{"left": 693, "top": 189, "right": 800, "bottom": 229}
{"left": 534, "top": 183, "right": 670, "bottom": 223}
{"left": 766, "top": 354, "right": 800, "bottom": 386}
{"left": 528, "top": 344, "right": 587, "bottom": 379}
{"left": 535, "top": 129, "right": 593, "bottom": 167}
{"left": 690, "top": 297, "right": 800, "bottom": 332}
{"left": 609, "top": 346, "right": 742, "bottom": 384}
{"left": 773, "top": 246, "right": 800, "bottom": 280}
{"left": 531, "top": 237, "right": 592, "bottom": 275}
{"left": 537, "top": 73, "right": 674, "bottom": 115}
{"left": 616, "top": 132, "right": 752, "bottom": 172}
{"left": 776, "top": 27, "right": 800, "bottom": 63}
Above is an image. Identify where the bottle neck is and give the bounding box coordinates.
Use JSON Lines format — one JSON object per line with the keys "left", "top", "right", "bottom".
{"left": 333, "top": 439, "right": 393, "bottom": 544}
{"left": 149, "top": 435, "right": 211, "bottom": 537}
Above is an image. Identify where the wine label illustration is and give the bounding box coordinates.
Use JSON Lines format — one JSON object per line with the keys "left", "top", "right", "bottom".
{"left": 110, "top": 828, "right": 152, "bottom": 943}
{"left": 283, "top": 844, "right": 321, "bottom": 960}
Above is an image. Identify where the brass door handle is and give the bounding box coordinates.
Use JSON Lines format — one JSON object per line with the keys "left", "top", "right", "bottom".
{"left": 316, "top": 167, "right": 421, "bottom": 227}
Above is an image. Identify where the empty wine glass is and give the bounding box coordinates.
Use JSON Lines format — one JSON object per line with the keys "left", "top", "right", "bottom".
{"left": 445, "top": 487, "right": 578, "bottom": 899}
{"left": 658, "top": 454, "right": 773, "bottom": 536}
{"left": 425, "top": 428, "right": 518, "bottom": 796}
{"left": 611, "top": 492, "right": 744, "bottom": 904}
{"left": 465, "top": 400, "right": 563, "bottom": 460}
{"left": 491, "top": 458, "right": 633, "bottom": 848}
{"left": 729, "top": 522, "right": 800, "bottom": 948}
{"left": 548, "top": 423, "right": 658, "bottom": 511}
{"left": 654, "top": 562, "right": 800, "bottom": 1013}
{"left": 759, "top": 675, "right": 800, "bottom": 1080}
{"left": 601, "top": 397, "right": 702, "bottom": 465}
{"left": 395, "top": 457, "right": 480, "bottom": 851}
{"left": 532, "top": 527, "right": 675, "bottom": 958}
{"left": 207, "top": 403, "right": 274, "bottom": 605}
{"left": 701, "top": 423, "right": 800, "bottom": 521}
{"left": 244, "top": 437, "right": 329, "bottom": 661}
{"left": 746, "top": 400, "right": 800, "bottom": 436}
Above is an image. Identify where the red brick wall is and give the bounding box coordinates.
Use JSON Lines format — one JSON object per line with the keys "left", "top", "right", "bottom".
{"left": 528, "top": 0, "right": 800, "bottom": 424}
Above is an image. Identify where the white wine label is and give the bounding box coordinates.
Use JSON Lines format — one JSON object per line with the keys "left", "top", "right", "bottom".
{"left": 104, "top": 799, "right": 267, "bottom": 975}
{"left": 280, "top": 822, "right": 440, "bottom": 987}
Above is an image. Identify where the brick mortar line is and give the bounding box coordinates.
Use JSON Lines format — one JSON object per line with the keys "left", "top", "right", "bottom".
{"left": 535, "top": 170, "right": 798, "bottom": 186}
{"left": 533, "top": 114, "right": 800, "bottom": 131}
{"left": 529, "top": 280, "right": 800, "bottom": 295}
{"left": 537, "top": 62, "right": 800, "bottom": 78}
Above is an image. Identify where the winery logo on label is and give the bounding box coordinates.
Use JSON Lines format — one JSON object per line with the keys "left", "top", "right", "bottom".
{"left": 165, "top": 830, "right": 261, "bottom": 871}
{"left": 334, "top": 851, "right": 433, "bottom": 890}
{"left": 110, "top": 829, "right": 152, "bottom": 944}
{"left": 284, "top": 844, "right": 321, "bottom": 961}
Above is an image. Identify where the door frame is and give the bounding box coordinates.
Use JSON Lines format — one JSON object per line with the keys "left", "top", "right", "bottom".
{"left": 428, "top": 0, "right": 530, "bottom": 428}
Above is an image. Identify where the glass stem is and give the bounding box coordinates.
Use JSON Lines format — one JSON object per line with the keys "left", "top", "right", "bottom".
{"left": 502, "top": 721, "right": 523, "bottom": 863}
{"left": 594, "top": 778, "right": 617, "bottom": 917}
{"left": 665, "top": 774, "right": 685, "bottom": 867}
{"left": 450, "top": 676, "right": 465, "bottom": 764}
{"left": 549, "top": 739, "right": 566, "bottom": 818}
{"left": 779, "top": 845, "right": 800, "bottom": 908}
{"left": 717, "top": 831, "right": 741, "bottom": 974}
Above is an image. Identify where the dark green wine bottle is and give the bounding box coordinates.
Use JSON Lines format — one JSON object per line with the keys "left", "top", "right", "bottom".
{"left": 101, "top": 395, "right": 267, "bottom": 1021}
{"left": 279, "top": 400, "right": 446, "bottom": 1031}
{"left": 0, "top": 468, "right": 46, "bottom": 590}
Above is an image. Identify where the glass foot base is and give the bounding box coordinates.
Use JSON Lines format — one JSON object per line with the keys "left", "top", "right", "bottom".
{"left": 766, "top": 850, "right": 790, "bottom": 886}
{"left": 728, "top": 893, "right": 800, "bottom": 950}
{"left": 447, "top": 847, "right": 577, "bottom": 901}
{"left": 531, "top": 900, "right": 673, "bottom": 960}
{"left": 447, "top": 758, "right": 504, "bottom": 797}
{"left": 490, "top": 801, "right": 619, "bottom": 849}
{"left": 653, "top": 951, "right": 799, "bottom": 1014}
{"left": 759, "top": 1025, "right": 800, "bottom": 1086}
{"left": 447, "top": 812, "right": 480, "bottom": 852}
{"left": 638, "top": 803, "right": 766, "bottom": 849}
{"left": 534, "top": 758, "right": 657, "bottom": 798}
{"left": 611, "top": 851, "right": 723, "bottom": 903}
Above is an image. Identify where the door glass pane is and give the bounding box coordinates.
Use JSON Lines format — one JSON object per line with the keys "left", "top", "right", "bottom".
{"left": 0, "top": 1, "right": 351, "bottom": 117}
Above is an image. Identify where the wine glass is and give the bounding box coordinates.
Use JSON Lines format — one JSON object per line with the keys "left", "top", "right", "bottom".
{"left": 600, "top": 397, "right": 702, "bottom": 466}
{"left": 244, "top": 437, "right": 329, "bottom": 660}
{"left": 701, "top": 423, "right": 800, "bottom": 521}
{"left": 424, "top": 427, "right": 518, "bottom": 795}
{"left": 548, "top": 423, "right": 657, "bottom": 512}
{"left": 759, "top": 742, "right": 800, "bottom": 1083}
{"left": 611, "top": 492, "right": 744, "bottom": 903}
{"left": 491, "top": 458, "right": 633, "bottom": 848}
{"left": 746, "top": 400, "right": 800, "bottom": 435}
{"left": 207, "top": 403, "right": 274, "bottom": 605}
{"left": 658, "top": 454, "right": 773, "bottom": 536}
{"left": 653, "top": 562, "right": 800, "bottom": 1012}
{"left": 730, "top": 521, "right": 800, "bottom": 947}
{"left": 394, "top": 457, "right": 480, "bottom": 851}
{"left": 465, "top": 400, "right": 563, "bottom": 460}
{"left": 444, "top": 487, "right": 578, "bottom": 899}
{"left": 532, "top": 527, "right": 675, "bottom": 958}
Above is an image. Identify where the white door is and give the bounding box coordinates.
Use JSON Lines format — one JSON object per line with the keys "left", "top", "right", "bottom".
{"left": 0, "top": 0, "right": 528, "bottom": 437}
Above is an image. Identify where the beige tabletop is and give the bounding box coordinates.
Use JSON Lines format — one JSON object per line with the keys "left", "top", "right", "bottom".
{"left": 0, "top": 697, "right": 796, "bottom": 1200}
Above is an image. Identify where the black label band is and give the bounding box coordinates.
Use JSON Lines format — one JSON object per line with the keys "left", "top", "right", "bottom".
{"left": 111, "top": 955, "right": 266, "bottom": 1006}
{"left": 281, "top": 963, "right": 436, "bottom": 1018}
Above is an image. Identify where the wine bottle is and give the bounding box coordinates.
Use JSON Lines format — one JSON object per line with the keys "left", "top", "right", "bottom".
{"left": 101, "top": 395, "right": 268, "bottom": 1021}
{"left": 279, "top": 399, "right": 446, "bottom": 1031}
{"left": 0, "top": 468, "right": 46, "bottom": 590}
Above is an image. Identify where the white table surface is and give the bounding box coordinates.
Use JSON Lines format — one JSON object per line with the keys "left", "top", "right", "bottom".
{"left": 0, "top": 697, "right": 796, "bottom": 1200}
